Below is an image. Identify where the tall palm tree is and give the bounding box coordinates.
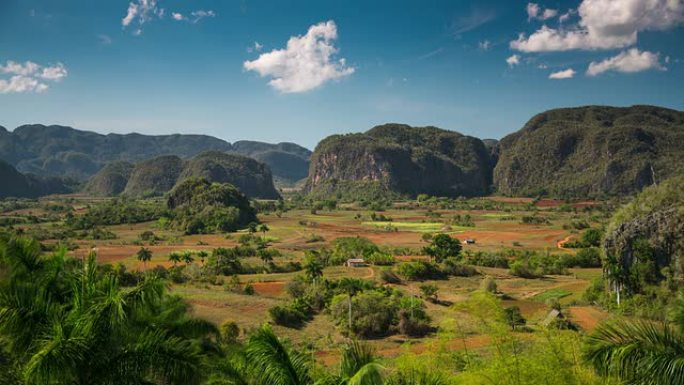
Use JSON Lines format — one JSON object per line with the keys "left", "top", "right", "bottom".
{"left": 583, "top": 313, "right": 684, "bottom": 384}
{"left": 168, "top": 252, "right": 182, "bottom": 266}
{"left": 137, "top": 246, "right": 152, "bottom": 271}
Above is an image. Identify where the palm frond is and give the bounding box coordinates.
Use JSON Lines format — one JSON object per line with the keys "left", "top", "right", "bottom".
{"left": 245, "top": 325, "right": 312, "bottom": 385}
{"left": 583, "top": 319, "right": 684, "bottom": 385}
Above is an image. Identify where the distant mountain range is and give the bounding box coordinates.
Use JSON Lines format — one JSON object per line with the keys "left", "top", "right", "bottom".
{"left": 1, "top": 105, "right": 683, "bottom": 200}
{"left": 0, "top": 124, "right": 311, "bottom": 184}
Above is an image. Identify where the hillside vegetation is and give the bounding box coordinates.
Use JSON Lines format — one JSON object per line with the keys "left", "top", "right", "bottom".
{"left": 0, "top": 159, "right": 70, "bottom": 198}
{"left": 306, "top": 123, "right": 494, "bottom": 199}
{"left": 0, "top": 124, "right": 310, "bottom": 183}
{"left": 494, "top": 105, "right": 684, "bottom": 197}
{"left": 88, "top": 152, "right": 280, "bottom": 199}
{"left": 603, "top": 174, "right": 684, "bottom": 297}
{"left": 83, "top": 161, "right": 135, "bottom": 196}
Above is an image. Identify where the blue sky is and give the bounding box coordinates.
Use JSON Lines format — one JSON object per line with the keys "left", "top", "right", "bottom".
{"left": 1, "top": 0, "right": 683, "bottom": 149}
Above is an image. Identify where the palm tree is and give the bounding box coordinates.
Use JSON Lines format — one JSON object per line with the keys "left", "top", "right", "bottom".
{"left": 168, "top": 252, "right": 181, "bottom": 266}
{"left": 137, "top": 246, "right": 152, "bottom": 271}
{"left": 197, "top": 250, "right": 208, "bottom": 266}
{"left": 0, "top": 236, "right": 214, "bottom": 385}
{"left": 258, "top": 224, "right": 270, "bottom": 241}
{"left": 244, "top": 325, "right": 312, "bottom": 385}
{"left": 317, "top": 340, "right": 383, "bottom": 385}
{"left": 338, "top": 279, "right": 366, "bottom": 334}
{"left": 583, "top": 314, "right": 684, "bottom": 384}
{"left": 182, "top": 251, "right": 195, "bottom": 265}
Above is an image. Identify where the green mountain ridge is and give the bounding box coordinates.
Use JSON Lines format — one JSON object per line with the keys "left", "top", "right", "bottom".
{"left": 87, "top": 151, "right": 280, "bottom": 199}
{"left": 493, "top": 105, "right": 684, "bottom": 198}
{"left": 0, "top": 124, "right": 311, "bottom": 184}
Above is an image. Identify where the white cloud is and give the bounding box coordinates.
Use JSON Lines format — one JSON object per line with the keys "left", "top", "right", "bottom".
{"left": 549, "top": 68, "right": 576, "bottom": 79}
{"left": 40, "top": 63, "right": 67, "bottom": 81}
{"left": 478, "top": 40, "right": 491, "bottom": 50}
{"left": 527, "top": 3, "right": 540, "bottom": 20}
{"left": 243, "top": 20, "right": 354, "bottom": 93}
{"left": 247, "top": 41, "right": 264, "bottom": 53}
{"left": 0, "top": 75, "right": 48, "bottom": 94}
{"left": 506, "top": 54, "right": 521, "bottom": 67}
{"left": 0, "top": 60, "right": 40, "bottom": 76}
{"left": 542, "top": 8, "right": 558, "bottom": 19}
{"left": 172, "top": 12, "right": 184, "bottom": 21}
{"left": 0, "top": 60, "right": 67, "bottom": 94}
{"left": 512, "top": 0, "right": 684, "bottom": 52}
{"left": 527, "top": 3, "right": 558, "bottom": 21}
{"left": 559, "top": 9, "right": 575, "bottom": 23}
{"left": 122, "top": 0, "right": 164, "bottom": 33}
{"left": 190, "top": 10, "right": 215, "bottom": 23}
{"left": 587, "top": 48, "right": 665, "bottom": 76}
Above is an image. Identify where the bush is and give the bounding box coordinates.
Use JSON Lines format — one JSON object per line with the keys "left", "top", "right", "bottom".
{"left": 366, "top": 251, "right": 395, "bottom": 266}
{"left": 396, "top": 261, "right": 444, "bottom": 281}
{"left": 330, "top": 291, "right": 398, "bottom": 338}
{"left": 268, "top": 302, "right": 309, "bottom": 328}
{"left": 380, "top": 269, "right": 401, "bottom": 284}
{"left": 442, "top": 258, "right": 478, "bottom": 277}
{"left": 220, "top": 321, "right": 240, "bottom": 344}
{"left": 481, "top": 276, "right": 497, "bottom": 293}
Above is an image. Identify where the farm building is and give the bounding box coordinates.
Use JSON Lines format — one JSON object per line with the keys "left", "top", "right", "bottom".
{"left": 345, "top": 258, "right": 367, "bottom": 267}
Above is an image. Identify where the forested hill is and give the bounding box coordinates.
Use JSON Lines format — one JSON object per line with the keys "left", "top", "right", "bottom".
{"left": 87, "top": 151, "right": 280, "bottom": 199}
{"left": 305, "top": 123, "right": 494, "bottom": 199}
{"left": 0, "top": 124, "right": 311, "bottom": 184}
{"left": 493, "top": 105, "right": 684, "bottom": 198}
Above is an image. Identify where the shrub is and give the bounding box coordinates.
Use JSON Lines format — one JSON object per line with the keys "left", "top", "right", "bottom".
{"left": 330, "top": 291, "right": 398, "bottom": 338}
{"left": 243, "top": 283, "right": 255, "bottom": 295}
{"left": 442, "top": 258, "right": 478, "bottom": 277}
{"left": 396, "top": 261, "right": 444, "bottom": 281}
{"left": 481, "top": 276, "right": 497, "bottom": 293}
{"left": 503, "top": 306, "right": 526, "bottom": 330}
{"left": 380, "top": 268, "right": 401, "bottom": 284}
{"left": 220, "top": 321, "right": 240, "bottom": 344}
{"left": 366, "top": 251, "right": 395, "bottom": 266}
{"left": 268, "top": 303, "right": 308, "bottom": 328}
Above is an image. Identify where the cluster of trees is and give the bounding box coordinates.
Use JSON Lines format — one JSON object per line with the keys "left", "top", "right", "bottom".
{"left": 165, "top": 178, "right": 258, "bottom": 235}
{"left": 65, "top": 197, "right": 165, "bottom": 229}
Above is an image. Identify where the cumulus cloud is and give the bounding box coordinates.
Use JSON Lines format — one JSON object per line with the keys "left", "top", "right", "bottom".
{"left": 0, "top": 60, "right": 67, "bottom": 94}
{"left": 243, "top": 20, "right": 354, "bottom": 93}
{"left": 527, "top": 3, "right": 558, "bottom": 21}
{"left": 512, "top": 0, "right": 684, "bottom": 52}
{"left": 549, "top": 68, "right": 576, "bottom": 79}
{"left": 506, "top": 54, "right": 521, "bottom": 67}
{"left": 122, "top": 0, "right": 164, "bottom": 33}
{"left": 587, "top": 48, "right": 665, "bottom": 76}
{"left": 172, "top": 12, "right": 184, "bottom": 21}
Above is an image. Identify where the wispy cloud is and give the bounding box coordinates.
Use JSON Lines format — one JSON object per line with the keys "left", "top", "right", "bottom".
{"left": 451, "top": 7, "right": 497, "bottom": 37}
{"left": 417, "top": 47, "right": 445, "bottom": 60}
{"left": 506, "top": 54, "right": 520, "bottom": 67}
{"left": 549, "top": 68, "right": 576, "bottom": 79}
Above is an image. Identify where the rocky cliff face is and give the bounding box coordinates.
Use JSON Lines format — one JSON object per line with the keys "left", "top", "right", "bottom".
{"left": 494, "top": 105, "right": 684, "bottom": 197}
{"left": 305, "top": 124, "right": 494, "bottom": 199}
{"left": 603, "top": 175, "right": 684, "bottom": 293}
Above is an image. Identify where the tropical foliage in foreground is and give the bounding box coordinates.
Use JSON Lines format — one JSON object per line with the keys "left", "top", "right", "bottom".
{"left": 0, "top": 236, "right": 216, "bottom": 384}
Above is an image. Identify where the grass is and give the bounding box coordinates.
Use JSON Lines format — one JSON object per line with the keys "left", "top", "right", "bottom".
{"left": 361, "top": 221, "right": 470, "bottom": 233}
{"left": 531, "top": 288, "right": 572, "bottom": 302}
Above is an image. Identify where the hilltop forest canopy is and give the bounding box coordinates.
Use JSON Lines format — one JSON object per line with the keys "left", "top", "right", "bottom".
{"left": 305, "top": 123, "right": 494, "bottom": 200}
{"left": 88, "top": 151, "right": 280, "bottom": 199}
{"left": 494, "top": 105, "right": 684, "bottom": 198}
{"left": 0, "top": 124, "right": 311, "bottom": 184}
